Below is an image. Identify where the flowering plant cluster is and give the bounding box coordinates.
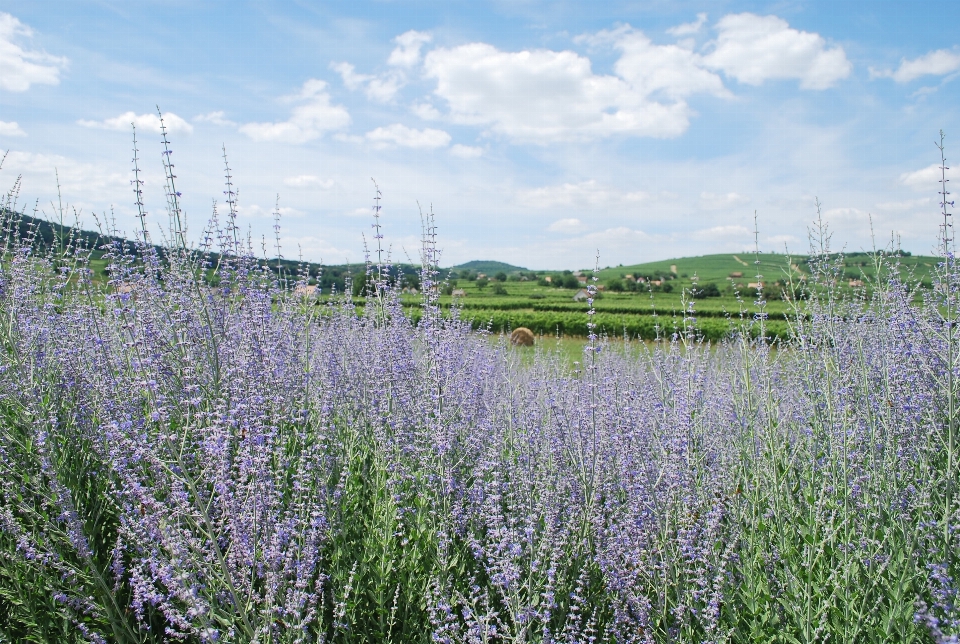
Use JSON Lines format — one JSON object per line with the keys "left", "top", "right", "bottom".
{"left": 1, "top": 134, "right": 959, "bottom": 643}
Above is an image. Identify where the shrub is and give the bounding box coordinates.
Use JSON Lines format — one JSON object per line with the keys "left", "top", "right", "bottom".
{"left": 1, "top": 132, "right": 956, "bottom": 644}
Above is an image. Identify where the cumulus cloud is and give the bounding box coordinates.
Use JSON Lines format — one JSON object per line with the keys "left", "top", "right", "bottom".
{"left": 366, "top": 74, "right": 404, "bottom": 103}
{"left": 0, "top": 13, "right": 66, "bottom": 92}
{"left": 365, "top": 123, "right": 451, "bottom": 149}
{"left": 517, "top": 180, "right": 649, "bottom": 209}
{"left": 547, "top": 218, "right": 584, "bottom": 233}
{"left": 450, "top": 144, "right": 483, "bottom": 158}
{"left": 0, "top": 120, "right": 26, "bottom": 137}
{"left": 702, "top": 13, "right": 851, "bottom": 90}
{"left": 77, "top": 111, "right": 193, "bottom": 134}
{"left": 331, "top": 60, "right": 404, "bottom": 103}
{"left": 330, "top": 62, "right": 371, "bottom": 90}
{"left": 239, "top": 79, "right": 350, "bottom": 143}
{"left": 602, "top": 26, "right": 729, "bottom": 100}
{"left": 412, "top": 102, "right": 441, "bottom": 120}
{"left": 283, "top": 175, "right": 335, "bottom": 189}
{"left": 667, "top": 13, "right": 707, "bottom": 37}
{"left": 193, "top": 110, "right": 236, "bottom": 126}
{"left": 870, "top": 49, "right": 960, "bottom": 83}
{"left": 900, "top": 163, "right": 951, "bottom": 191}
{"left": 425, "top": 39, "right": 724, "bottom": 142}
{"left": 388, "top": 30, "right": 432, "bottom": 67}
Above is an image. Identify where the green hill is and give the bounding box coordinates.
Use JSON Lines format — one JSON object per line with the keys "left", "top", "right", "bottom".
{"left": 450, "top": 260, "right": 528, "bottom": 275}
{"left": 596, "top": 252, "right": 938, "bottom": 283}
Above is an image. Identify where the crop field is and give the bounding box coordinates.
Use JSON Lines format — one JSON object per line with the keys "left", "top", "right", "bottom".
{"left": 2, "top": 188, "right": 960, "bottom": 644}
{"left": 391, "top": 251, "right": 937, "bottom": 343}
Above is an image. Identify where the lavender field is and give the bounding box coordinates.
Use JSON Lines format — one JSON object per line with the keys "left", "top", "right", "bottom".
{"left": 1, "top": 157, "right": 960, "bottom": 644}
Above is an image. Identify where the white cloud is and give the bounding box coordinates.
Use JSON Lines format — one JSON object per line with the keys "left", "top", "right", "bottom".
{"left": 331, "top": 60, "right": 404, "bottom": 103}
{"left": 870, "top": 49, "right": 960, "bottom": 83}
{"left": 700, "top": 191, "right": 750, "bottom": 208}
{"left": 450, "top": 144, "right": 483, "bottom": 158}
{"left": 900, "top": 163, "right": 951, "bottom": 192}
{"left": 601, "top": 26, "right": 729, "bottom": 100}
{"left": 239, "top": 79, "right": 350, "bottom": 143}
{"left": 702, "top": 13, "right": 851, "bottom": 90}
{"left": 691, "top": 224, "right": 751, "bottom": 242}
{"left": 193, "top": 110, "right": 236, "bottom": 126}
{"left": 238, "top": 204, "right": 304, "bottom": 219}
{"left": 77, "top": 111, "right": 194, "bottom": 134}
{"left": 365, "top": 73, "right": 404, "bottom": 103}
{"left": 283, "top": 175, "right": 335, "bottom": 189}
{"left": 278, "top": 235, "right": 355, "bottom": 263}
{"left": 517, "top": 180, "right": 649, "bottom": 209}
{"left": 388, "top": 30, "right": 432, "bottom": 67}
{"left": 412, "top": 102, "right": 441, "bottom": 120}
{"left": 331, "top": 61, "right": 372, "bottom": 90}
{"left": 0, "top": 120, "right": 26, "bottom": 137}
{"left": 0, "top": 150, "right": 129, "bottom": 211}
{"left": 547, "top": 217, "right": 584, "bottom": 233}
{"left": 875, "top": 197, "right": 932, "bottom": 211}
{"left": 765, "top": 234, "right": 801, "bottom": 247}
{"left": 494, "top": 225, "right": 660, "bottom": 269}
{"left": 823, "top": 207, "right": 870, "bottom": 225}
{"left": 424, "top": 29, "right": 728, "bottom": 143}
{"left": 0, "top": 12, "right": 66, "bottom": 92}
{"left": 580, "top": 226, "right": 654, "bottom": 246}
{"left": 667, "top": 13, "right": 707, "bottom": 37}
{"left": 365, "top": 123, "right": 451, "bottom": 149}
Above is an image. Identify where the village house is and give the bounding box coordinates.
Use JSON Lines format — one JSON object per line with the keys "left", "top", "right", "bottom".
{"left": 451, "top": 288, "right": 466, "bottom": 297}
{"left": 573, "top": 289, "right": 590, "bottom": 301}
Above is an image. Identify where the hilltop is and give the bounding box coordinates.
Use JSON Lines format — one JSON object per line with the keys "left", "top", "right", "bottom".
{"left": 450, "top": 260, "right": 528, "bottom": 275}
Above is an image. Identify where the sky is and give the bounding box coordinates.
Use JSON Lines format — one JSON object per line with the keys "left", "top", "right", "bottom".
{"left": 0, "top": 0, "right": 957, "bottom": 269}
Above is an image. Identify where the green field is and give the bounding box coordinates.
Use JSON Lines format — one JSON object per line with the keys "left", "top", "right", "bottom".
{"left": 11, "top": 214, "right": 938, "bottom": 341}
{"left": 396, "top": 251, "right": 937, "bottom": 341}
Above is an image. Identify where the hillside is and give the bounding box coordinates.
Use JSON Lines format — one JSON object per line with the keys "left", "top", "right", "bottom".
{"left": 450, "top": 260, "right": 528, "bottom": 275}
{"left": 596, "top": 252, "right": 938, "bottom": 284}
{"left": 4, "top": 210, "right": 938, "bottom": 293}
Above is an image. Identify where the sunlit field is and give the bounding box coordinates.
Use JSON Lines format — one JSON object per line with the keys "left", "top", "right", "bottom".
{"left": 2, "top": 135, "right": 960, "bottom": 644}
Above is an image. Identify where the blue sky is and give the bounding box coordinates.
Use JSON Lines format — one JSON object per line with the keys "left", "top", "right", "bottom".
{"left": 0, "top": 1, "right": 957, "bottom": 269}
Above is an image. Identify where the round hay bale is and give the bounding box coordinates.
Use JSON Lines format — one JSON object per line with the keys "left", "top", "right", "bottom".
{"left": 510, "top": 327, "right": 535, "bottom": 347}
